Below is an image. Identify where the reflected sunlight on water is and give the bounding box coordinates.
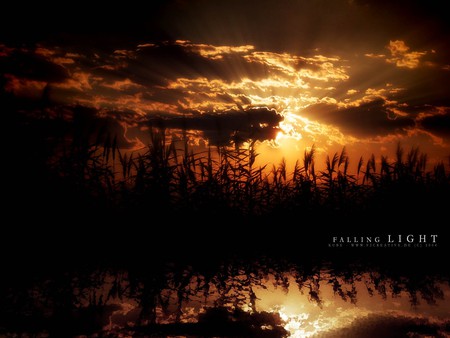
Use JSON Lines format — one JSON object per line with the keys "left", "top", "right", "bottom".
{"left": 255, "top": 274, "right": 449, "bottom": 337}
{"left": 97, "top": 270, "right": 449, "bottom": 337}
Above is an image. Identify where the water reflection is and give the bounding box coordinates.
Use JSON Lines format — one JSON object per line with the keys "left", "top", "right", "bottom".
{"left": 257, "top": 276, "right": 449, "bottom": 337}
{"left": 1, "top": 257, "right": 448, "bottom": 337}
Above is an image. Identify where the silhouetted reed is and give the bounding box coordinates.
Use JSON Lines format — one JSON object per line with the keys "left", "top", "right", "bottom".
{"left": 39, "top": 122, "right": 450, "bottom": 221}
{"left": 4, "top": 107, "right": 449, "bottom": 337}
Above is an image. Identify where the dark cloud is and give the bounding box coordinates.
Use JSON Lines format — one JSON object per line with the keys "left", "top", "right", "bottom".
{"left": 1, "top": 0, "right": 448, "bottom": 149}
{"left": 136, "top": 43, "right": 220, "bottom": 82}
{"left": 0, "top": 50, "right": 68, "bottom": 83}
{"left": 132, "top": 43, "right": 269, "bottom": 85}
{"left": 315, "top": 313, "right": 450, "bottom": 338}
{"left": 421, "top": 111, "right": 450, "bottom": 139}
{"left": 304, "top": 100, "right": 415, "bottom": 137}
{"left": 73, "top": 41, "right": 270, "bottom": 93}
{"left": 71, "top": 105, "right": 135, "bottom": 149}
{"left": 147, "top": 107, "right": 282, "bottom": 145}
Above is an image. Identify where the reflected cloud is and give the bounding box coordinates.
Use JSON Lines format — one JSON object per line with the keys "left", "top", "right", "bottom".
{"left": 4, "top": 258, "right": 447, "bottom": 338}
{"left": 314, "top": 313, "right": 450, "bottom": 338}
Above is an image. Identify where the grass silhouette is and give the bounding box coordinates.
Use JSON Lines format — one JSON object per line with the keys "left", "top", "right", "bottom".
{"left": 48, "top": 124, "right": 450, "bottom": 222}
{"left": 6, "top": 102, "right": 448, "bottom": 224}
{"left": 2, "top": 103, "right": 449, "bottom": 337}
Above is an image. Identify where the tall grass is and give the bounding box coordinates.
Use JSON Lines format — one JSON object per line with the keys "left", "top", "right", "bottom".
{"left": 7, "top": 102, "right": 449, "bottom": 221}
{"left": 5, "top": 112, "right": 450, "bottom": 336}
{"left": 49, "top": 126, "right": 450, "bottom": 218}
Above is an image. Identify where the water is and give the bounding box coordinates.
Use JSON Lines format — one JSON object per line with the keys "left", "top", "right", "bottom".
{"left": 2, "top": 252, "right": 448, "bottom": 337}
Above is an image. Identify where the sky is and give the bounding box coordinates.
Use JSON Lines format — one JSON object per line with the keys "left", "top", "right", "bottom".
{"left": 1, "top": 0, "right": 449, "bottom": 169}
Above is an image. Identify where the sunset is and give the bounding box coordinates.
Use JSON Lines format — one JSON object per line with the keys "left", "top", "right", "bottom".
{"left": 1, "top": 0, "right": 449, "bottom": 337}
{"left": 2, "top": 0, "right": 450, "bottom": 165}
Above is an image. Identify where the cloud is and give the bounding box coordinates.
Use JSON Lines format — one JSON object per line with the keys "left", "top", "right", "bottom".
{"left": 174, "top": 40, "right": 255, "bottom": 60}
{"left": 101, "top": 78, "right": 143, "bottom": 91}
{"left": 386, "top": 40, "right": 427, "bottom": 69}
{"left": 365, "top": 40, "right": 428, "bottom": 69}
{"left": 3, "top": 75, "right": 47, "bottom": 99}
{"left": 55, "top": 71, "right": 94, "bottom": 91}
{"left": 2, "top": 37, "right": 448, "bottom": 151}
{"left": 70, "top": 105, "right": 136, "bottom": 149}
{"left": 364, "top": 39, "right": 439, "bottom": 75}
{"left": 244, "top": 51, "right": 349, "bottom": 82}
{"left": 146, "top": 107, "right": 283, "bottom": 146}
{"left": 303, "top": 99, "right": 414, "bottom": 137}
{"left": 314, "top": 313, "right": 450, "bottom": 338}
{"left": 0, "top": 41, "right": 353, "bottom": 130}
{"left": 0, "top": 0, "right": 448, "bottom": 169}
{"left": 0, "top": 49, "right": 69, "bottom": 83}
{"left": 364, "top": 53, "right": 385, "bottom": 59}
{"left": 419, "top": 108, "right": 450, "bottom": 139}
{"left": 105, "top": 41, "right": 349, "bottom": 99}
{"left": 132, "top": 42, "right": 242, "bottom": 84}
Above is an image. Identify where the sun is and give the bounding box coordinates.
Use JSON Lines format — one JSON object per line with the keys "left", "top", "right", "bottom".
{"left": 277, "top": 111, "right": 304, "bottom": 141}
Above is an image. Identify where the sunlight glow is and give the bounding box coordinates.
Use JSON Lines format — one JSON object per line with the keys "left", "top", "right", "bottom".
{"left": 6, "top": 37, "right": 444, "bottom": 167}
{"left": 277, "top": 307, "right": 317, "bottom": 338}
{"left": 276, "top": 111, "right": 303, "bottom": 142}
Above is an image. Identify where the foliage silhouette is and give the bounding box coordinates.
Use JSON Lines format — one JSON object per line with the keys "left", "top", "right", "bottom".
{"left": 2, "top": 101, "right": 449, "bottom": 337}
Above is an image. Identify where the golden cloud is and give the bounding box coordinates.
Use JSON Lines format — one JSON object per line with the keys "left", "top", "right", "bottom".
{"left": 35, "top": 47, "right": 78, "bottom": 66}
{"left": 244, "top": 51, "right": 349, "bottom": 82}
{"left": 102, "top": 78, "right": 143, "bottom": 91}
{"left": 175, "top": 40, "right": 255, "bottom": 60}
{"left": 35, "top": 47, "right": 56, "bottom": 57}
{"left": 386, "top": 40, "right": 427, "bottom": 69}
{"left": 55, "top": 71, "right": 94, "bottom": 91}
{"left": 5, "top": 41, "right": 447, "bottom": 152}
{"left": 4, "top": 75, "right": 47, "bottom": 98}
